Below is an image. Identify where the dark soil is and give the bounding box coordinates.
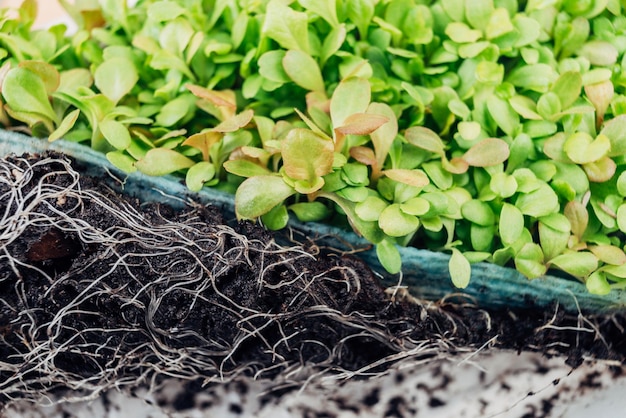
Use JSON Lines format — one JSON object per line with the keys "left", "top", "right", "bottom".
{"left": 0, "top": 152, "right": 625, "bottom": 405}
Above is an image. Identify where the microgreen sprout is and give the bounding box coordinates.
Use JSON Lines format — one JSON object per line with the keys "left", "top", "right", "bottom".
{"left": 2, "top": 0, "right": 626, "bottom": 293}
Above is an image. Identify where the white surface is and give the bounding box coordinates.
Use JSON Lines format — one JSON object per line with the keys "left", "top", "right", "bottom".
{"left": 4, "top": 350, "right": 626, "bottom": 417}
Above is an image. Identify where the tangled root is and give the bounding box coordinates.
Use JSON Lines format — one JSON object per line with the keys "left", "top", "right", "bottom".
{"left": 0, "top": 154, "right": 453, "bottom": 406}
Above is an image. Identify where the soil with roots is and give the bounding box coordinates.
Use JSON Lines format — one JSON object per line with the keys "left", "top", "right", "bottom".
{"left": 1, "top": 152, "right": 625, "bottom": 408}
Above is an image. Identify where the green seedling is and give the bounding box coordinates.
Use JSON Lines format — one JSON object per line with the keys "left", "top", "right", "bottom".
{"left": 2, "top": 0, "right": 626, "bottom": 293}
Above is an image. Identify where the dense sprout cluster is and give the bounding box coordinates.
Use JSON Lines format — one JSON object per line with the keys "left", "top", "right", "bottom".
{"left": 1, "top": 0, "right": 626, "bottom": 292}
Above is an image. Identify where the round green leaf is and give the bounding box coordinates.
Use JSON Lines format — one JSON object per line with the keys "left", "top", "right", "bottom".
{"left": 405, "top": 126, "right": 446, "bottom": 156}
{"left": 449, "top": 248, "right": 471, "bottom": 289}
{"left": 400, "top": 197, "right": 430, "bottom": 216}
{"left": 490, "top": 172, "right": 517, "bottom": 198}
{"left": 282, "top": 128, "right": 334, "bottom": 182}
{"left": 106, "top": 151, "right": 137, "bottom": 173}
{"left": 514, "top": 243, "right": 546, "bottom": 279}
{"left": 356, "top": 196, "right": 389, "bottom": 222}
{"left": 94, "top": 57, "right": 139, "bottom": 104}
{"left": 258, "top": 50, "right": 290, "bottom": 83}
{"left": 515, "top": 183, "right": 559, "bottom": 218}
{"left": 282, "top": 50, "right": 325, "bottom": 93}
{"left": 379, "top": 203, "right": 420, "bottom": 237}
{"left": 499, "top": 203, "right": 525, "bottom": 246}
{"left": 261, "top": 204, "right": 289, "bottom": 230}
{"left": 617, "top": 204, "right": 626, "bottom": 233}
{"left": 186, "top": 161, "right": 216, "bottom": 192}
{"left": 549, "top": 252, "right": 598, "bottom": 278}
{"left": 289, "top": 201, "right": 330, "bottom": 222}
{"left": 99, "top": 119, "right": 131, "bottom": 150}
{"left": 235, "top": 175, "right": 296, "bottom": 219}
{"left": 462, "top": 138, "right": 510, "bottom": 167}
{"left": 223, "top": 160, "right": 271, "bottom": 178}
{"left": 383, "top": 169, "right": 430, "bottom": 188}
{"left": 586, "top": 271, "right": 611, "bottom": 296}
{"left": 589, "top": 245, "right": 626, "bottom": 266}
{"left": 376, "top": 239, "right": 402, "bottom": 274}
{"left": 2, "top": 66, "right": 57, "bottom": 123}
{"left": 135, "top": 148, "right": 195, "bottom": 176}
{"left": 461, "top": 199, "right": 495, "bottom": 226}
{"left": 563, "top": 132, "right": 610, "bottom": 164}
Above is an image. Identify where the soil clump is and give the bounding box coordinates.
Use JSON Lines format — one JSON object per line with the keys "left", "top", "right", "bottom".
{"left": 0, "top": 152, "right": 624, "bottom": 406}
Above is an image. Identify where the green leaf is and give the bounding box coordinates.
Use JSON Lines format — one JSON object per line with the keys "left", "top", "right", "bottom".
{"left": 19, "top": 61, "right": 60, "bottom": 94}
{"left": 147, "top": 0, "right": 186, "bottom": 21}
{"left": 282, "top": 128, "right": 334, "bottom": 185}
{"left": 445, "top": 22, "right": 482, "bottom": 43}
{"left": 99, "top": 119, "right": 131, "bottom": 150}
{"left": 400, "top": 197, "right": 430, "bottom": 216}
{"left": 589, "top": 245, "right": 626, "bottom": 266}
{"left": 490, "top": 172, "right": 517, "bottom": 198}
{"left": 106, "top": 151, "right": 137, "bottom": 173}
{"left": 465, "top": 0, "right": 494, "bottom": 30}
{"left": 298, "top": 0, "right": 339, "bottom": 27}
{"left": 320, "top": 24, "right": 347, "bottom": 66}
{"left": 579, "top": 40, "right": 618, "bottom": 66}
{"left": 383, "top": 169, "right": 430, "bottom": 188}
{"left": 549, "top": 252, "right": 598, "bottom": 278}
{"left": 515, "top": 183, "right": 559, "bottom": 218}
{"left": 236, "top": 175, "right": 296, "bottom": 219}
{"left": 461, "top": 200, "right": 495, "bottom": 226}
{"left": 261, "top": 204, "right": 290, "bottom": 230}
{"left": 49, "top": 109, "right": 81, "bottom": 142}
{"left": 563, "top": 132, "right": 610, "bottom": 164}
{"left": 289, "top": 201, "right": 330, "bottom": 222}
{"left": 586, "top": 271, "right": 611, "bottom": 295}
{"left": 405, "top": 126, "right": 446, "bottom": 156}
{"left": 462, "top": 138, "right": 510, "bottom": 167}
{"left": 486, "top": 7, "right": 513, "bottom": 39}
{"left": 471, "top": 224, "right": 495, "bottom": 252}
{"left": 487, "top": 95, "right": 519, "bottom": 136}
{"left": 2, "top": 67, "right": 57, "bottom": 123}
{"left": 551, "top": 71, "right": 582, "bottom": 110}
{"left": 514, "top": 243, "right": 546, "bottom": 279}
{"left": 223, "top": 160, "right": 271, "bottom": 178}
{"left": 347, "top": 0, "right": 375, "bottom": 39}
{"left": 282, "top": 50, "right": 325, "bottom": 93}
{"left": 94, "top": 57, "right": 138, "bottom": 104}
{"left": 330, "top": 77, "right": 371, "bottom": 128}
{"left": 379, "top": 203, "right": 420, "bottom": 237}
{"left": 376, "top": 239, "right": 402, "bottom": 274}
{"left": 186, "top": 162, "right": 216, "bottom": 192}
{"left": 617, "top": 204, "right": 626, "bottom": 233}
{"left": 258, "top": 50, "right": 290, "bottom": 83}
{"left": 356, "top": 196, "right": 389, "bottom": 222}
{"left": 263, "top": 0, "right": 310, "bottom": 53}
{"left": 564, "top": 201, "right": 588, "bottom": 238}
{"left": 539, "top": 214, "right": 571, "bottom": 261}
{"left": 600, "top": 115, "right": 626, "bottom": 157}
{"left": 318, "top": 191, "right": 384, "bottom": 243}
{"left": 155, "top": 94, "right": 196, "bottom": 127}
{"left": 499, "top": 203, "right": 525, "bottom": 246}
{"left": 449, "top": 248, "right": 471, "bottom": 289}
{"left": 135, "top": 148, "right": 195, "bottom": 176}
{"left": 368, "top": 102, "right": 398, "bottom": 168}
{"left": 507, "top": 64, "right": 556, "bottom": 92}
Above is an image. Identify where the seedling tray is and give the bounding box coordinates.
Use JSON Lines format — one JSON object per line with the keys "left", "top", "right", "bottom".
{"left": 2, "top": 130, "right": 625, "bottom": 314}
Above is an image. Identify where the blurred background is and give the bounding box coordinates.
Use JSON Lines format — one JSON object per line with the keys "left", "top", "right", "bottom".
{"left": 2, "top": 0, "right": 66, "bottom": 28}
